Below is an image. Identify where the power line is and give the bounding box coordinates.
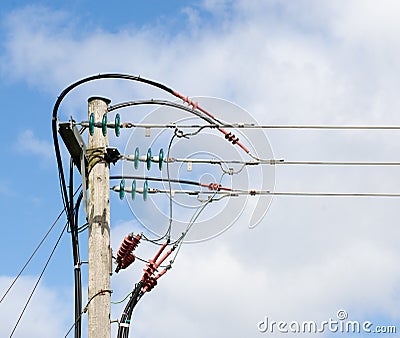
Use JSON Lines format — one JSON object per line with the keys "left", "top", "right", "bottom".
{"left": 273, "top": 160, "right": 400, "bottom": 166}
{"left": 121, "top": 155, "right": 400, "bottom": 167}
{"left": 9, "top": 222, "right": 68, "bottom": 337}
{"left": 265, "top": 191, "right": 400, "bottom": 197}
{"left": 79, "top": 121, "right": 400, "bottom": 131}
{"left": 0, "top": 207, "right": 66, "bottom": 304}
{"left": 111, "top": 184, "right": 400, "bottom": 198}
{"left": 247, "top": 124, "right": 400, "bottom": 130}
{"left": 251, "top": 123, "right": 398, "bottom": 130}
{"left": 53, "top": 73, "right": 400, "bottom": 338}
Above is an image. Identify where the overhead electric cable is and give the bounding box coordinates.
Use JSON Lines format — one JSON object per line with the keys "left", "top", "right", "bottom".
{"left": 0, "top": 206, "right": 66, "bottom": 304}
{"left": 121, "top": 155, "right": 400, "bottom": 167}
{"left": 108, "top": 99, "right": 217, "bottom": 126}
{"left": 54, "top": 73, "right": 400, "bottom": 338}
{"left": 9, "top": 222, "right": 68, "bottom": 337}
{"left": 111, "top": 184, "right": 400, "bottom": 198}
{"left": 78, "top": 121, "right": 400, "bottom": 131}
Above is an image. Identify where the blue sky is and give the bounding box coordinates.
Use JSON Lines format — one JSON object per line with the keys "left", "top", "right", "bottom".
{"left": 1, "top": 1, "right": 400, "bottom": 337}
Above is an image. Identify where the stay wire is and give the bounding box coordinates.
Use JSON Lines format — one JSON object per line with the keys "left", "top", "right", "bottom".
{"left": 0, "top": 205, "right": 69, "bottom": 304}
{"left": 9, "top": 221, "right": 68, "bottom": 337}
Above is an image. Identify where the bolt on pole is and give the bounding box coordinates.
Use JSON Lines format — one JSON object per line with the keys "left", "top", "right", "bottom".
{"left": 87, "top": 97, "right": 111, "bottom": 338}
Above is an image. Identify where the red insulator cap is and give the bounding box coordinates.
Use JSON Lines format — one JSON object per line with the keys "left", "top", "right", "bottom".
{"left": 117, "top": 233, "right": 141, "bottom": 262}
{"left": 121, "top": 253, "right": 136, "bottom": 269}
{"left": 143, "top": 277, "right": 158, "bottom": 292}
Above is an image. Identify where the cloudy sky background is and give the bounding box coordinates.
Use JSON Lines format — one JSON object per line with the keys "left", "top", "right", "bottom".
{"left": 1, "top": 1, "right": 400, "bottom": 337}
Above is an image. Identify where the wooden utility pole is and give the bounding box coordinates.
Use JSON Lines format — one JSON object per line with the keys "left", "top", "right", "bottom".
{"left": 87, "top": 97, "right": 111, "bottom": 338}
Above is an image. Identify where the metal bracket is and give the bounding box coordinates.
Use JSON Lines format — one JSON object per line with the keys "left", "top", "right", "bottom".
{"left": 59, "top": 119, "right": 87, "bottom": 174}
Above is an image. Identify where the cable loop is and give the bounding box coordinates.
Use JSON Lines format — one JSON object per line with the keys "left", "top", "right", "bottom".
{"left": 174, "top": 129, "right": 186, "bottom": 138}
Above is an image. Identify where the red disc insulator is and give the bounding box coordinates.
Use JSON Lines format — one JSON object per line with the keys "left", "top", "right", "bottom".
{"left": 121, "top": 253, "right": 135, "bottom": 269}
{"left": 145, "top": 262, "right": 156, "bottom": 276}
{"left": 117, "top": 234, "right": 141, "bottom": 262}
{"left": 143, "top": 277, "right": 157, "bottom": 292}
{"left": 131, "top": 234, "right": 141, "bottom": 249}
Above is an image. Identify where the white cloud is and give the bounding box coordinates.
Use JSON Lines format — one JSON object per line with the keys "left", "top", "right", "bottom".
{"left": 2, "top": 1, "right": 400, "bottom": 337}
{"left": 0, "top": 276, "right": 71, "bottom": 337}
{"left": 15, "top": 129, "right": 53, "bottom": 162}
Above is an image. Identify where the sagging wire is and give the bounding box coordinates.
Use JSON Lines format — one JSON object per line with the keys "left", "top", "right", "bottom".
{"left": 0, "top": 184, "right": 81, "bottom": 305}
{"left": 0, "top": 207, "right": 66, "bottom": 304}
{"left": 9, "top": 221, "right": 69, "bottom": 337}
{"left": 64, "top": 289, "right": 113, "bottom": 338}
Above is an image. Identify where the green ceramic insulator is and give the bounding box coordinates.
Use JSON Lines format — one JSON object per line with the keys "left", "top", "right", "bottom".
{"left": 102, "top": 114, "right": 107, "bottom": 136}
{"left": 119, "top": 179, "right": 125, "bottom": 200}
{"left": 158, "top": 148, "right": 164, "bottom": 171}
{"left": 115, "top": 113, "right": 121, "bottom": 137}
{"left": 89, "top": 113, "right": 95, "bottom": 136}
{"left": 143, "top": 180, "right": 148, "bottom": 201}
{"left": 131, "top": 179, "right": 136, "bottom": 200}
{"left": 146, "top": 148, "right": 152, "bottom": 170}
{"left": 134, "top": 147, "right": 140, "bottom": 169}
